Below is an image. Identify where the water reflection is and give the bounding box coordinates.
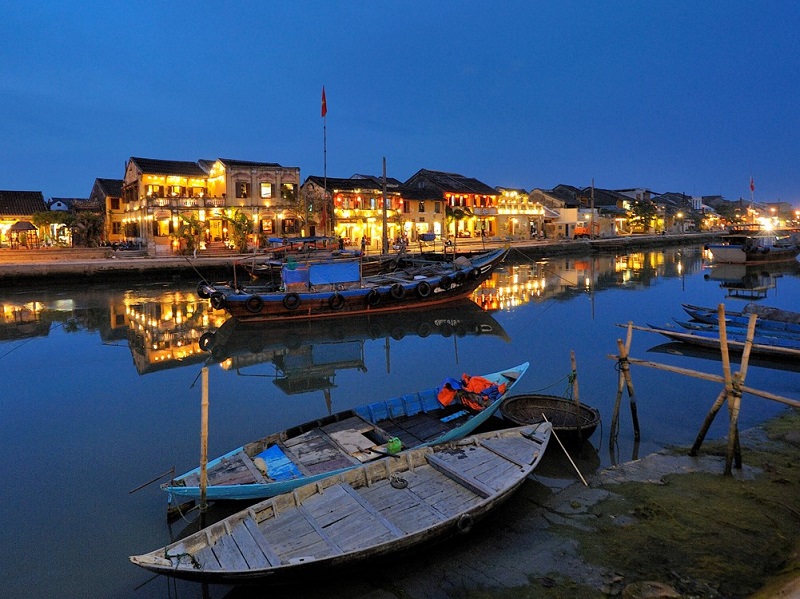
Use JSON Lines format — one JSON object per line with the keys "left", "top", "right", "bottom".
{"left": 201, "top": 300, "right": 508, "bottom": 397}
{"left": 702, "top": 260, "right": 800, "bottom": 299}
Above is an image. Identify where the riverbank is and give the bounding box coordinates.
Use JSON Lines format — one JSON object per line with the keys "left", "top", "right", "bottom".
{"left": 0, "top": 232, "right": 719, "bottom": 284}
{"left": 232, "top": 411, "right": 800, "bottom": 599}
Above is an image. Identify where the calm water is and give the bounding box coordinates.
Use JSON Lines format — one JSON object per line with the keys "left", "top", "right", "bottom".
{"left": 2, "top": 245, "right": 799, "bottom": 599}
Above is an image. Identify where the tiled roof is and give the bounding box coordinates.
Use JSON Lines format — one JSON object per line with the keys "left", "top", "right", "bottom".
{"left": 350, "top": 174, "right": 403, "bottom": 188}
{"left": 129, "top": 157, "right": 207, "bottom": 177}
{"left": 404, "top": 169, "right": 497, "bottom": 196}
{"left": 304, "top": 176, "right": 393, "bottom": 193}
{"left": 218, "top": 158, "right": 284, "bottom": 169}
{"left": 95, "top": 178, "right": 123, "bottom": 197}
{"left": 0, "top": 190, "right": 48, "bottom": 216}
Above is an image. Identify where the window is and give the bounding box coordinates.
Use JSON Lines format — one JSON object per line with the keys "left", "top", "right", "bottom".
{"left": 403, "top": 201, "right": 411, "bottom": 214}
{"left": 418, "top": 201, "right": 425, "bottom": 213}
{"left": 110, "top": 198, "right": 120, "bottom": 210}
{"left": 281, "top": 183, "right": 297, "bottom": 202}
{"left": 235, "top": 181, "right": 250, "bottom": 198}
{"left": 170, "top": 185, "right": 184, "bottom": 197}
{"left": 111, "top": 222, "right": 121, "bottom": 234}
{"left": 434, "top": 201, "right": 441, "bottom": 214}
{"left": 260, "top": 183, "right": 272, "bottom": 198}
{"left": 146, "top": 184, "right": 164, "bottom": 198}
{"left": 369, "top": 197, "right": 377, "bottom": 210}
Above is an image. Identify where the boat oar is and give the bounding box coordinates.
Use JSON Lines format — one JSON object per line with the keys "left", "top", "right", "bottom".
{"left": 542, "top": 413, "right": 588, "bottom": 487}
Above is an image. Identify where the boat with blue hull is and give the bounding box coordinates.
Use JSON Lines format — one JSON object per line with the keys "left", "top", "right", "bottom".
{"left": 705, "top": 225, "right": 799, "bottom": 265}
{"left": 164, "top": 361, "right": 529, "bottom": 502}
{"left": 682, "top": 303, "right": 800, "bottom": 336}
{"left": 198, "top": 246, "right": 508, "bottom": 322}
{"left": 645, "top": 322, "right": 800, "bottom": 360}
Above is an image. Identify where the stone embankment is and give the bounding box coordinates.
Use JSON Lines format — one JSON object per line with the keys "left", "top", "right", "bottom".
{"left": 0, "top": 232, "right": 719, "bottom": 284}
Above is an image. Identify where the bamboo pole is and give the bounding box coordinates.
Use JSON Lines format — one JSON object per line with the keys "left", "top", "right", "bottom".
{"left": 569, "top": 350, "right": 583, "bottom": 444}
{"left": 612, "top": 322, "right": 641, "bottom": 440}
{"left": 200, "top": 366, "right": 209, "bottom": 512}
{"left": 542, "top": 413, "right": 588, "bottom": 487}
{"left": 725, "top": 313, "right": 757, "bottom": 474}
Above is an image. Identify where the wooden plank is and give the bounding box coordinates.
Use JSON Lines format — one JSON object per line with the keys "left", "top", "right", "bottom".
{"left": 295, "top": 504, "right": 345, "bottom": 555}
{"left": 228, "top": 521, "right": 271, "bottom": 569}
{"left": 210, "top": 533, "right": 249, "bottom": 571}
{"left": 425, "top": 453, "right": 493, "bottom": 498}
{"left": 242, "top": 517, "right": 282, "bottom": 567}
{"left": 236, "top": 450, "right": 268, "bottom": 483}
{"left": 479, "top": 437, "right": 536, "bottom": 468}
{"left": 336, "top": 484, "right": 405, "bottom": 537}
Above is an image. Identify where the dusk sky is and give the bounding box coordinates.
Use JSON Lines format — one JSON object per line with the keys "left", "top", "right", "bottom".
{"left": 3, "top": 2, "right": 798, "bottom": 204}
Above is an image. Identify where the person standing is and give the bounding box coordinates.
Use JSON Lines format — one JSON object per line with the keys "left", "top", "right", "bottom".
{"left": 361, "top": 236, "right": 367, "bottom": 254}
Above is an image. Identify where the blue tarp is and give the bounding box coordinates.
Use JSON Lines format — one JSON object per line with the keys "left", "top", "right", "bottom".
{"left": 309, "top": 260, "right": 360, "bottom": 285}
{"left": 256, "top": 445, "right": 303, "bottom": 481}
{"left": 282, "top": 266, "right": 309, "bottom": 285}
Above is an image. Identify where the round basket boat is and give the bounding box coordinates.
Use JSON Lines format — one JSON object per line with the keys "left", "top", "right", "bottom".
{"left": 500, "top": 394, "right": 601, "bottom": 444}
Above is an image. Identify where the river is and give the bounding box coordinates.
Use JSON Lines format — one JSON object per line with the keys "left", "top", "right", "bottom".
{"left": 1, "top": 244, "right": 798, "bottom": 599}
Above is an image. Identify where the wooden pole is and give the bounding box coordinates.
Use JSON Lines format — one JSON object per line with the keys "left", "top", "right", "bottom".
{"left": 614, "top": 322, "right": 641, "bottom": 440}
{"left": 725, "top": 313, "right": 757, "bottom": 474}
{"left": 199, "top": 366, "right": 209, "bottom": 512}
{"left": 569, "top": 350, "right": 583, "bottom": 445}
{"left": 542, "top": 413, "right": 588, "bottom": 486}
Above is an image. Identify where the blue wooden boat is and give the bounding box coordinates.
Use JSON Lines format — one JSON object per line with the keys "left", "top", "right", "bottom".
{"left": 198, "top": 246, "right": 508, "bottom": 323}
{"left": 646, "top": 323, "right": 800, "bottom": 360}
{"left": 163, "top": 361, "right": 529, "bottom": 502}
{"left": 672, "top": 318, "right": 800, "bottom": 342}
{"left": 682, "top": 303, "right": 800, "bottom": 336}
{"left": 134, "top": 424, "right": 552, "bottom": 584}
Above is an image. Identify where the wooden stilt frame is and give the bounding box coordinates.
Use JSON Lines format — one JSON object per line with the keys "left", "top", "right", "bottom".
{"left": 610, "top": 322, "right": 641, "bottom": 442}
{"left": 608, "top": 305, "right": 799, "bottom": 475}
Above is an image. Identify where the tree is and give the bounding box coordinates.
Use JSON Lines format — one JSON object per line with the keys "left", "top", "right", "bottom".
{"left": 445, "top": 205, "right": 472, "bottom": 236}
{"left": 173, "top": 213, "right": 208, "bottom": 255}
{"left": 223, "top": 210, "right": 252, "bottom": 253}
{"left": 627, "top": 200, "right": 658, "bottom": 233}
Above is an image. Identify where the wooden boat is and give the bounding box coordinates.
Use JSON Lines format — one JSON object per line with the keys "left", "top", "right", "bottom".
{"left": 197, "top": 246, "right": 508, "bottom": 322}
{"left": 499, "top": 394, "right": 600, "bottom": 444}
{"left": 133, "top": 424, "right": 552, "bottom": 584}
{"left": 163, "top": 361, "right": 529, "bottom": 502}
{"left": 672, "top": 318, "right": 800, "bottom": 342}
{"left": 682, "top": 303, "right": 800, "bottom": 336}
{"left": 705, "top": 226, "right": 799, "bottom": 264}
{"left": 644, "top": 323, "right": 800, "bottom": 360}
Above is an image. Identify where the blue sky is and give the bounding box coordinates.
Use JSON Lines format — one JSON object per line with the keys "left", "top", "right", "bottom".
{"left": 2, "top": 1, "right": 798, "bottom": 204}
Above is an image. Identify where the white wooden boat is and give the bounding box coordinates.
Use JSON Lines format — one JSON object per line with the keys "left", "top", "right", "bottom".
{"left": 131, "top": 424, "right": 552, "bottom": 584}
{"left": 164, "top": 362, "right": 529, "bottom": 501}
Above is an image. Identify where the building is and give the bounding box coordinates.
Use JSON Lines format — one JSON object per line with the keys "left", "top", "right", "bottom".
{"left": 89, "top": 178, "right": 124, "bottom": 244}
{"left": 0, "top": 190, "right": 48, "bottom": 248}
{"left": 301, "top": 175, "right": 403, "bottom": 249}
{"left": 401, "top": 169, "right": 499, "bottom": 240}
{"left": 120, "top": 157, "right": 301, "bottom": 256}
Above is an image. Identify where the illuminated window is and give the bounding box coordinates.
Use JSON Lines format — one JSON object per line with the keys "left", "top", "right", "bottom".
{"left": 281, "top": 183, "right": 297, "bottom": 202}
{"left": 235, "top": 181, "right": 250, "bottom": 198}
{"left": 260, "top": 183, "right": 272, "bottom": 198}
{"left": 418, "top": 202, "right": 425, "bottom": 213}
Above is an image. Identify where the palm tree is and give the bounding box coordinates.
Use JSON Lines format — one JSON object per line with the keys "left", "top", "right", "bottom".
{"left": 222, "top": 210, "right": 252, "bottom": 253}
{"left": 174, "top": 213, "right": 208, "bottom": 256}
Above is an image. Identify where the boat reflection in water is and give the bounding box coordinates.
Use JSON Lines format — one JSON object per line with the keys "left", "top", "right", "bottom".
{"left": 703, "top": 260, "right": 800, "bottom": 300}
{"left": 198, "top": 300, "right": 509, "bottom": 398}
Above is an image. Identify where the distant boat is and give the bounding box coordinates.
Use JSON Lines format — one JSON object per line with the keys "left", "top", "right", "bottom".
{"left": 163, "top": 361, "right": 529, "bottom": 502}
{"left": 198, "top": 246, "right": 508, "bottom": 322}
{"left": 645, "top": 322, "right": 800, "bottom": 360}
{"left": 132, "top": 424, "right": 552, "bottom": 584}
{"left": 671, "top": 318, "right": 800, "bottom": 342}
{"left": 706, "top": 225, "right": 799, "bottom": 264}
{"left": 682, "top": 303, "right": 800, "bottom": 336}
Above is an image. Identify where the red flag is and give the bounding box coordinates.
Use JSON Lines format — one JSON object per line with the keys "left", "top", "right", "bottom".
{"left": 321, "top": 86, "right": 327, "bottom": 117}
{"left": 749, "top": 176, "right": 755, "bottom": 193}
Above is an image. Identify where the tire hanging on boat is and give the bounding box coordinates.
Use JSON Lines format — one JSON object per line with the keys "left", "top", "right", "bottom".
{"left": 469, "top": 267, "right": 481, "bottom": 280}
{"left": 415, "top": 281, "right": 432, "bottom": 298}
{"left": 210, "top": 292, "right": 226, "bottom": 310}
{"left": 438, "top": 275, "right": 452, "bottom": 290}
{"left": 365, "top": 289, "right": 381, "bottom": 306}
{"left": 196, "top": 281, "right": 210, "bottom": 299}
{"left": 390, "top": 283, "right": 405, "bottom": 300}
{"left": 245, "top": 295, "right": 264, "bottom": 313}
{"left": 457, "top": 513, "right": 473, "bottom": 534}
{"left": 283, "top": 292, "right": 301, "bottom": 310}
{"left": 328, "top": 292, "right": 345, "bottom": 310}
{"left": 198, "top": 332, "right": 215, "bottom": 351}
{"left": 454, "top": 271, "right": 467, "bottom": 284}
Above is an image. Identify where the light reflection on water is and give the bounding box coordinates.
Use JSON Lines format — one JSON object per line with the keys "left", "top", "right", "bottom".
{"left": 1, "top": 245, "right": 798, "bottom": 598}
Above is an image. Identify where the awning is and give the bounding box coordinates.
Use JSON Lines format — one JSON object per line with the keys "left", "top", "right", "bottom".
{"left": 9, "top": 221, "right": 37, "bottom": 231}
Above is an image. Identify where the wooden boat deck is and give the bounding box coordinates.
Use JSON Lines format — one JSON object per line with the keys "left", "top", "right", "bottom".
{"left": 182, "top": 438, "right": 528, "bottom": 570}
{"left": 180, "top": 408, "right": 475, "bottom": 489}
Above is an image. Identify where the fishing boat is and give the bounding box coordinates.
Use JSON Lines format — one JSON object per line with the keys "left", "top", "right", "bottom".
{"left": 705, "top": 225, "right": 799, "bottom": 265}
{"left": 134, "top": 424, "right": 551, "bottom": 584}
{"left": 644, "top": 323, "right": 800, "bottom": 360}
{"left": 163, "top": 361, "right": 529, "bottom": 502}
{"left": 682, "top": 303, "right": 800, "bottom": 336}
{"left": 235, "top": 236, "right": 399, "bottom": 282}
{"left": 197, "top": 246, "right": 508, "bottom": 322}
{"left": 499, "top": 394, "right": 601, "bottom": 445}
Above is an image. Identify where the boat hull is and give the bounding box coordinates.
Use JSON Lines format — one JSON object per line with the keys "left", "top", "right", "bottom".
{"left": 132, "top": 424, "right": 552, "bottom": 584}
{"left": 164, "top": 361, "right": 529, "bottom": 501}
{"left": 201, "top": 247, "right": 508, "bottom": 323}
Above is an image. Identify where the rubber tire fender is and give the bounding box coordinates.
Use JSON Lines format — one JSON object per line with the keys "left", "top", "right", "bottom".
{"left": 210, "top": 292, "right": 226, "bottom": 310}
{"left": 283, "top": 292, "right": 301, "bottom": 310}
{"left": 245, "top": 295, "right": 264, "bottom": 313}
{"left": 365, "top": 289, "right": 381, "bottom": 306}
{"left": 390, "top": 283, "right": 405, "bottom": 300}
{"left": 415, "top": 281, "right": 432, "bottom": 298}
{"left": 328, "top": 292, "right": 345, "bottom": 311}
